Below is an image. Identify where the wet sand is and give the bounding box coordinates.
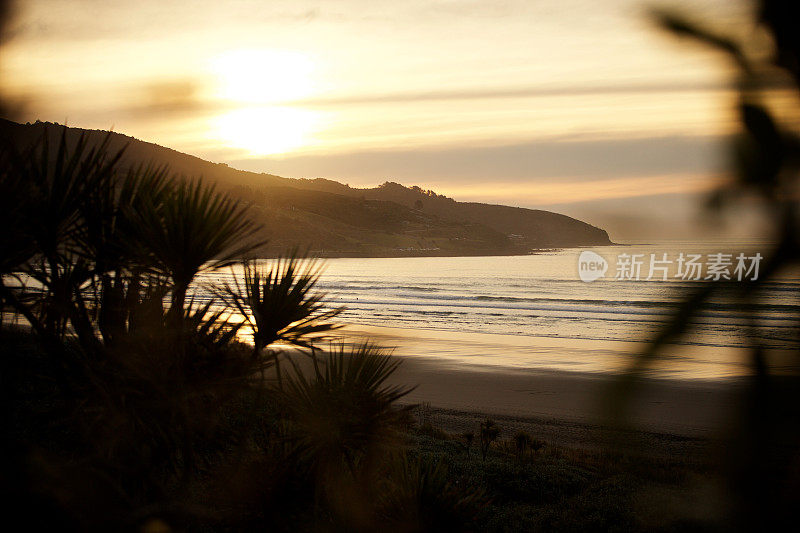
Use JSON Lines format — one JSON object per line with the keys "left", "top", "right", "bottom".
{"left": 389, "top": 355, "right": 745, "bottom": 444}
{"left": 339, "top": 324, "right": 749, "bottom": 439}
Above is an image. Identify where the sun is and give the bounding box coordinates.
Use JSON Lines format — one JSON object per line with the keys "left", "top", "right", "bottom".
{"left": 214, "top": 106, "right": 318, "bottom": 156}
{"left": 209, "top": 49, "right": 319, "bottom": 155}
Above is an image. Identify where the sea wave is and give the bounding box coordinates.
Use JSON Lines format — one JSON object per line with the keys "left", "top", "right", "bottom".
{"left": 198, "top": 251, "right": 800, "bottom": 354}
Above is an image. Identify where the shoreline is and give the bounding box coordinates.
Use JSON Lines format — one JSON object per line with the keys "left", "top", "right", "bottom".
{"left": 387, "top": 353, "right": 744, "bottom": 439}
{"left": 338, "top": 322, "right": 758, "bottom": 381}
{"left": 328, "top": 323, "right": 751, "bottom": 440}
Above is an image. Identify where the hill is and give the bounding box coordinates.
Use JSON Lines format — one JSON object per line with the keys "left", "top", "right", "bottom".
{"left": 0, "top": 119, "right": 612, "bottom": 256}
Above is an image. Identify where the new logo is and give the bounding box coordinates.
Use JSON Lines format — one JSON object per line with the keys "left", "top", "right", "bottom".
{"left": 578, "top": 250, "right": 608, "bottom": 282}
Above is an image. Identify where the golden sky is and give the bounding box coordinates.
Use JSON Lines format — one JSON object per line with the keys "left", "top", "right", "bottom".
{"left": 0, "top": 0, "right": 777, "bottom": 239}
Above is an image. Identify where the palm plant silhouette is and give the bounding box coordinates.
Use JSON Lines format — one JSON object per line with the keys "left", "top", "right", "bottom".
{"left": 0, "top": 115, "right": 485, "bottom": 533}
{"left": 280, "top": 341, "right": 413, "bottom": 522}
{"left": 136, "top": 178, "right": 264, "bottom": 325}
{"left": 17, "top": 128, "right": 122, "bottom": 340}
{"left": 0, "top": 146, "right": 37, "bottom": 332}
{"left": 221, "top": 254, "right": 344, "bottom": 383}
{"left": 77, "top": 165, "right": 171, "bottom": 345}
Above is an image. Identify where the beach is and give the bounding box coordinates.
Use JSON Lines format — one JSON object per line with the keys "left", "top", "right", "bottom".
{"left": 206, "top": 246, "right": 799, "bottom": 454}
{"left": 340, "top": 324, "right": 749, "bottom": 443}
{"left": 216, "top": 249, "right": 795, "bottom": 449}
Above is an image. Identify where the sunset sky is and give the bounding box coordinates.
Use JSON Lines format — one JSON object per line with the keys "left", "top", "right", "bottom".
{"left": 0, "top": 0, "right": 776, "bottom": 240}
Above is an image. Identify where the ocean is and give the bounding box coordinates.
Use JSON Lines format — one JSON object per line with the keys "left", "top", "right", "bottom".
{"left": 203, "top": 241, "right": 800, "bottom": 380}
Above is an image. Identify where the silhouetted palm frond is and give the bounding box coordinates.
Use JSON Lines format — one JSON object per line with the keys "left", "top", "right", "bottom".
{"left": 21, "top": 125, "right": 124, "bottom": 263}
{"left": 135, "top": 178, "right": 264, "bottom": 317}
{"left": 1, "top": 126, "right": 124, "bottom": 340}
{"left": 182, "top": 297, "right": 245, "bottom": 354}
{"left": 282, "top": 341, "right": 412, "bottom": 477}
{"left": 76, "top": 163, "right": 171, "bottom": 275}
{"left": 221, "top": 255, "right": 344, "bottom": 354}
{"left": 0, "top": 143, "right": 35, "bottom": 274}
{"left": 378, "top": 455, "right": 487, "bottom": 532}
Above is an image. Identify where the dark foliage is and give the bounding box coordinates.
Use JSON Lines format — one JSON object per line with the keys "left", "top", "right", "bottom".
{"left": 480, "top": 419, "right": 501, "bottom": 461}
{"left": 610, "top": 1, "right": 800, "bottom": 529}
{"left": 0, "top": 126, "right": 488, "bottom": 530}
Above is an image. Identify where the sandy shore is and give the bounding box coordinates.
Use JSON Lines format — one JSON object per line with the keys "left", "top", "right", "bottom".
{"left": 389, "top": 356, "right": 743, "bottom": 436}
{"left": 335, "top": 324, "right": 749, "bottom": 443}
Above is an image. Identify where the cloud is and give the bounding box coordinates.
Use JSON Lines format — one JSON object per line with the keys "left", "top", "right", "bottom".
{"left": 439, "top": 173, "right": 727, "bottom": 205}
{"left": 293, "top": 80, "right": 740, "bottom": 107}
{"left": 227, "top": 134, "right": 729, "bottom": 185}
